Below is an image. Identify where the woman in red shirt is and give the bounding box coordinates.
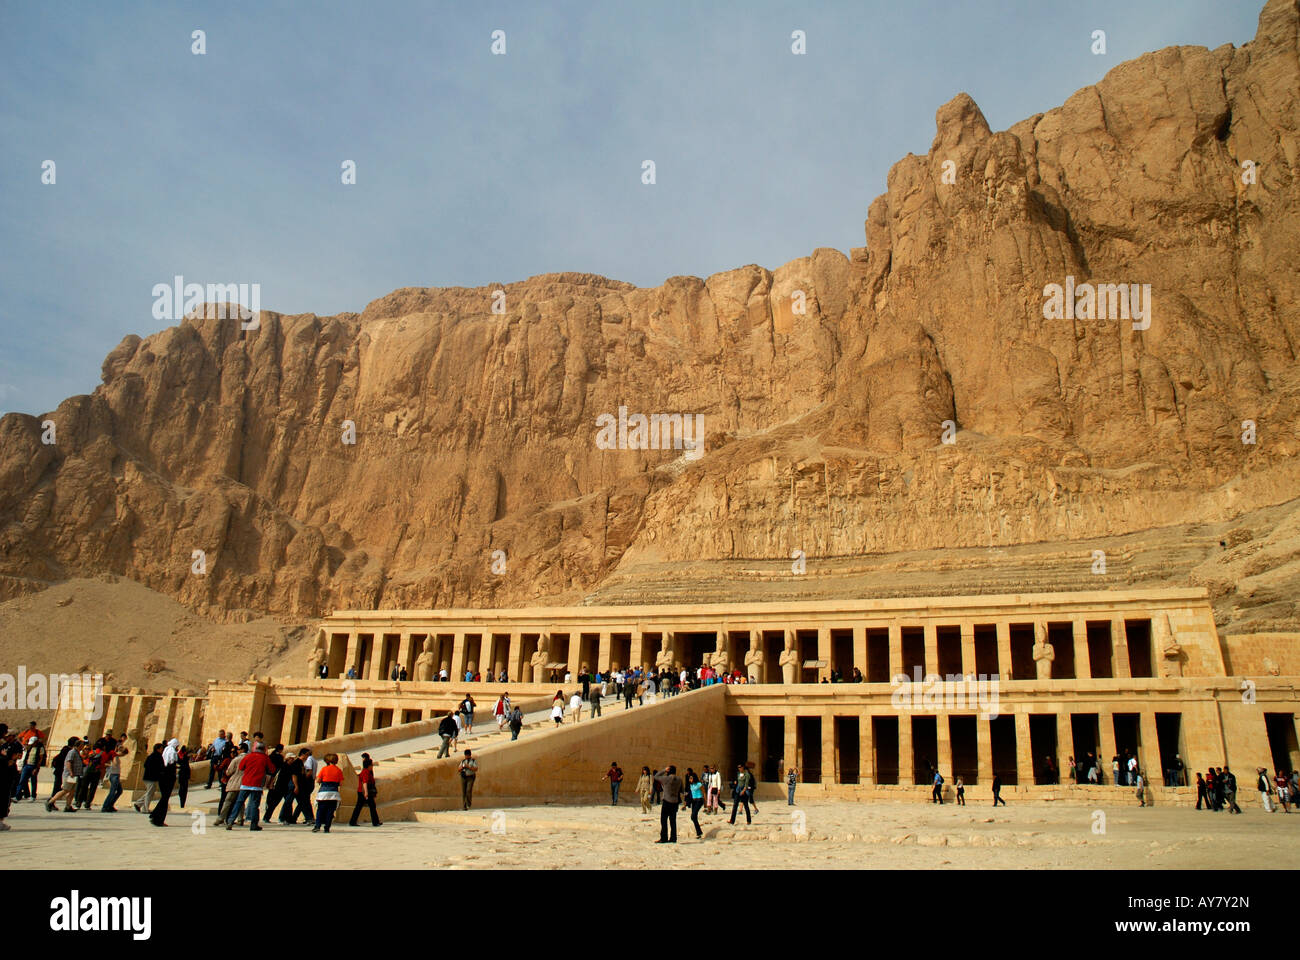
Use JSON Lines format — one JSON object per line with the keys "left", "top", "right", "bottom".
{"left": 348, "top": 753, "right": 381, "bottom": 827}
{"left": 312, "top": 753, "right": 344, "bottom": 833}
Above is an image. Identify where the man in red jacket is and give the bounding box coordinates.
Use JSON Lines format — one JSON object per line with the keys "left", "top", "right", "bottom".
{"left": 224, "top": 741, "right": 273, "bottom": 831}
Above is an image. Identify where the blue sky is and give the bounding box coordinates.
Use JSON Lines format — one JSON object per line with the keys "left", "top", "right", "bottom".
{"left": 0, "top": 1, "right": 1261, "bottom": 416}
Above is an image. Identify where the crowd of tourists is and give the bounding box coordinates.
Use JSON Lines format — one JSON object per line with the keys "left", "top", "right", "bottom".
{"left": 5, "top": 716, "right": 1299, "bottom": 836}
{"left": 602, "top": 759, "right": 767, "bottom": 843}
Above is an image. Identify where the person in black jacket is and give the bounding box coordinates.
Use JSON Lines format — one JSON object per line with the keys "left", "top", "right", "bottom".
{"left": 436, "top": 712, "right": 458, "bottom": 758}
{"left": 135, "top": 744, "right": 164, "bottom": 813}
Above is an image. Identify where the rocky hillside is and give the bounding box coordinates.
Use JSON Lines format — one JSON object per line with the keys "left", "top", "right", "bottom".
{"left": 1, "top": 0, "right": 1297, "bottom": 635}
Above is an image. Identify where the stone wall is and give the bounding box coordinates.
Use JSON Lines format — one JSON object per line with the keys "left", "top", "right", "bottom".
{"left": 377, "top": 685, "right": 728, "bottom": 816}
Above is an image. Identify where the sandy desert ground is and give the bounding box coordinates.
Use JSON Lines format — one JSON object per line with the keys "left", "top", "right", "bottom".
{"left": 6, "top": 787, "right": 1300, "bottom": 870}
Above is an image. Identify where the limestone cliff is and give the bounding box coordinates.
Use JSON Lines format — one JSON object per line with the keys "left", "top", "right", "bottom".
{"left": 2, "top": 0, "right": 1298, "bottom": 634}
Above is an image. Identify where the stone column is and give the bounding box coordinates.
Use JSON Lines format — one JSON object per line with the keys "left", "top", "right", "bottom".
{"left": 923, "top": 623, "right": 938, "bottom": 677}
{"left": 362, "top": 706, "right": 377, "bottom": 733}
{"left": 937, "top": 713, "right": 953, "bottom": 782}
{"left": 817, "top": 626, "right": 831, "bottom": 681}
{"left": 342, "top": 633, "right": 361, "bottom": 678}
{"left": 976, "top": 714, "right": 993, "bottom": 784}
{"left": 1072, "top": 618, "right": 1091, "bottom": 680}
{"left": 1138, "top": 711, "right": 1161, "bottom": 781}
{"left": 898, "top": 714, "right": 913, "bottom": 785}
{"left": 368, "top": 636, "right": 388, "bottom": 681}
{"left": 1056, "top": 711, "right": 1073, "bottom": 777}
{"left": 568, "top": 632, "right": 584, "bottom": 680}
{"left": 1112, "top": 618, "right": 1132, "bottom": 678}
{"left": 506, "top": 632, "right": 523, "bottom": 682}
{"left": 1098, "top": 710, "right": 1118, "bottom": 784}
{"left": 597, "top": 630, "right": 612, "bottom": 674}
{"left": 822, "top": 710, "right": 837, "bottom": 785}
{"left": 396, "top": 633, "right": 413, "bottom": 680}
{"left": 332, "top": 705, "right": 348, "bottom": 738}
{"left": 451, "top": 633, "right": 468, "bottom": 681}
{"left": 747, "top": 714, "right": 761, "bottom": 768}
{"left": 1014, "top": 711, "right": 1034, "bottom": 786}
{"left": 859, "top": 713, "right": 874, "bottom": 785}
{"left": 784, "top": 713, "right": 798, "bottom": 781}
{"left": 852, "top": 627, "right": 867, "bottom": 681}
{"left": 960, "top": 623, "right": 976, "bottom": 678}
{"left": 629, "top": 632, "right": 645, "bottom": 673}
{"left": 888, "top": 624, "right": 903, "bottom": 680}
{"left": 176, "top": 698, "right": 204, "bottom": 748}
{"left": 996, "top": 621, "right": 1013, "bottom": 681}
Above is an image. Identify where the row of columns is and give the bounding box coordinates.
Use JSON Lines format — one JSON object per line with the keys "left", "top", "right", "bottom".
{"left": 741, "top": 708, "right": 1166, "bottom": 785}
{"left": 326, "top": 617, "right": 1141, "bottom": 682}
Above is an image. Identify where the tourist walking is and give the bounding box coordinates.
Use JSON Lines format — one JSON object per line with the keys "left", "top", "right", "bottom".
{"left": 1206, "top": 768, "right": 1218, "bottom": 810}
{"left": 509, "top": 705, "right": 524, "bottom": 740}
{"left": 459, "top": 749, "right": 478, "bottom": 810}
{"left": 494, "top": 693, "right": 509, "bottom": 731}
{"left": 551, "top": 696, "right": 564, "bottom": 726}
{"left": 224, "top": 741, "right": 272, "bottom": 831}
{"left": 931, "top": 769, "right": 944, "bottom": 804}
{"left": 291, "top": 748, "right": 317, "bottom": 825}
{"left": 176, "top": 746, "right": 191, "bottom": 809}
{"left": 786, "top": 767, "right": 798, "bottom": 806}
{"left": 729, "top": 763, "right": 754, "bottom": 825}
{"left": 47, "top": 739, "right": 83, "bottom": 813}
{"left": 1222, "top": 765, "right": 1241, "bottom": 813}
{"left": 956, "top": 776, "right": 966, "bottom": 806}
{"left": 1258, "top": 768, "right": 1274, "bottom": 812}
{"left": 437, "top": 711, "right": 458, "bottom": 757}
{"left": 686, "top": 771, "right": 705, "bottom": 838}
{"left": 265, "top": 748, "right": 297, "bottom": 822}
{"left": 705, "top": 765, "right": 723, "bottom": 813}
{"left": 1195, "top": 772, "right": 1208, "bottom": 809}
{"left": 569, "top": 690, "right": 583, "bottom": 722}
{"left": 624, "top": 677, "right": 636, "bottom": 709}
{"left": 590, "top": 684, "right": 603, "bottom": 717}
{"left": 636, "top": 766, "right": 653, "bottom": 813}
{"left": 12, "top": 734, "right": 44, "bottom": 803}
{"left": 603, "top": 761, "right": 623, "bottom": 805}
{"left": 459, "top": 694, "right": 476, "bottom": 734}
{"left": 992, "top": 772, "right": 1006, "bottom": 806}
{"left": 348, "top": 754, "right": 381, "bottom": 827}
{"left": 133, "top": 743, "right": 162, "bottom": 813}
{"left": 206, "top": 730, "right": 228, "bottom": 788}
{"left": 654, "top": 765, "right": 682, "bottom": 842}
{"left": 100, "top": 745, "right": 126, "bottom": 812}
{"left": 1275, "top": 769, "right": 1292, "bottom": 812}
{"left": 312, "top": 753, "right": 344, "bottom": 832}
{"left": 1135, "top": 769, "right": 1146, "bottom": 807}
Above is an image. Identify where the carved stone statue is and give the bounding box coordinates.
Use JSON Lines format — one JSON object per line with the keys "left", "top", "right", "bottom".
{"left": 527, "top": 636, "right": 550, "bottom": 682}
{"left": 1032, "top": 624, "right": 1054, "bottom": 681}
{"left": 709, "top": 634, "right": 730, "bottom": 672}
{"left": 779, "top": 632, "right": 799, "bottom": 684}
{"left": 1262, "top": 656, "right": 1280, "bottom": 677}
{"left": 306, "top": 631, "right": 327, "bottom": 679}
{"left": 744, "top": 643, "right": 765, "bottom": 683}
{"left": 413, "top": 639, "right": 436, "bottom": 682}
{"left": 655, "top": 636, "right": 676, "bottom": 672}
{"left": 1157, "top": 614, "right": 1184, "bottom": 678}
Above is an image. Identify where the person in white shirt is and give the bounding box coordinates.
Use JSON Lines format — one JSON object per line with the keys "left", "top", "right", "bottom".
{"left": 645, "top": 677, "right": 657, "bottom": 705}
{"left": 569, "top": 691, "right": 583, "bottom": 722}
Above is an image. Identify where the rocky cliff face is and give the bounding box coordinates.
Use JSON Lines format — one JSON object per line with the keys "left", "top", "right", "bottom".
{"left": 2, "top": 0, "right": 1298, "bottom": 632}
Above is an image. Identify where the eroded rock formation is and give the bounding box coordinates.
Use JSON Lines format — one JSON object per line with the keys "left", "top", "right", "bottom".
{"left": 1, "top": 0, "right": 1298, "bottom": 634}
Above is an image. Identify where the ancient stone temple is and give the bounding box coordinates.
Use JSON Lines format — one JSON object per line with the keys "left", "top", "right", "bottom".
{"left": 55, "top": 585, "right": 1297, "bottom": 814}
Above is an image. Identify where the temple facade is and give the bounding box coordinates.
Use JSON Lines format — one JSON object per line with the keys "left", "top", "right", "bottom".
{"left": 50, "top": 587, "right": 1300, "bottom": 807}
